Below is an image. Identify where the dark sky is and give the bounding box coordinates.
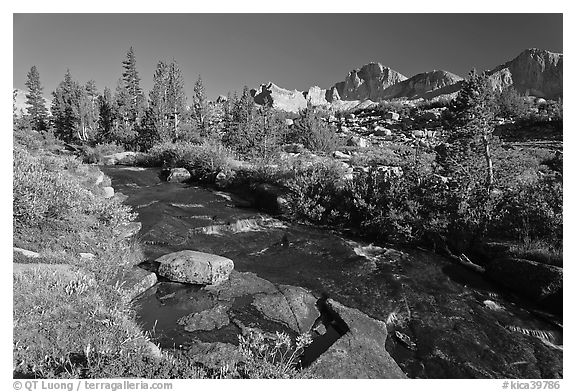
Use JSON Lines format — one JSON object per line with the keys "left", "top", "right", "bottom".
{"left": 13, "top": 14, "right": 563, "bottom": 100}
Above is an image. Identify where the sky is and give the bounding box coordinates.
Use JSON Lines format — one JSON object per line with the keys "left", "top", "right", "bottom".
{"left": 13, "top": 13, "right": 563, "bottom": 101}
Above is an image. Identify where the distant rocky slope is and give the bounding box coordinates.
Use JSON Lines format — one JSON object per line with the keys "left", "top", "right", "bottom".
{"left": 330, "top": 62, "right": 407, "bottom": 101}
{"left": 487, "top": 48, "right": 563, "bottom": 99}
{"left": 248, "top": 47, "right": 562, "bottom": 113}
{"left": 251, "top": 82, "right": 307, "bottom": 113}
{"left": 381, "top": 70, "right": 463, "bottom": 100}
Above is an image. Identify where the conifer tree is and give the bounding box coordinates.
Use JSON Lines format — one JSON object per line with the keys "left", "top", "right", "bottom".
{"left": 113, "top": 78, "right": 138, "bottom": 147}
{"left": 24, "top": 65, "right": 49, "bottom": 132}
{"left": 147, "top": 59, "right": 188, "bottom": 143}
{"left": 166, "top": 60, "right": 187, "bottom": 140}
{"left": 444, "top": 69, "right": 497, "bottom": 189}
{"left": 51, "top": 70, "right": 82, "bottom": 142}
{"left": 148, "top": 60, "right": 169, "bottom": 142}
{"left": 193, "top": 75, "right": 209, "bottom": 135}
{"left": 97, "top": 87, "right": 116, "bottom": 143}
{"left": 121, "top": 47, "right": 146, "bottom": 126}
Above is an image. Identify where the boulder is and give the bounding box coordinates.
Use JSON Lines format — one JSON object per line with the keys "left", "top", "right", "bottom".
{"left": 373, "top": 126, "right": 392, "bottom": 136}
{"left": 412, "top": 130, "right": 425, "bottom": 138}
{"left": 102, "top": 186, "right": 115, "bottom": 199}
{"left": 167, "top": 168, "right": 191, "bottom": 183}
{"left": 285, "top": 118, "right": 294, "bottom": 127}
{"left": 216, "top": 95, "right": 228, "bottom": 103}
{"left": 346, "top": 136, "right": 369, "bottom": 148}
{"left": 333, "top": 151, "right": 352, "bottom": 160}
{"left": 384, "top": 112, "right": 400, "bottom": 121}
{"left": 94, "top": 170, "right": 105, "bottom": 186}
{"left": 111, "top": 266, "right": 158, "bottom": 301}
{"left": 177, "top": 303, "right": 230, "bottom": 332}
{"left": 307, "top": 299, "right": 406, "bottom": 379}
{"left": 485, "top": 257, "right": 562, "bottom": 312}
{"left": 156, "top": 250, "right": 234, "bottom": 285}
{"left": 215, "top": 170, "right": 235, "bottom": 189}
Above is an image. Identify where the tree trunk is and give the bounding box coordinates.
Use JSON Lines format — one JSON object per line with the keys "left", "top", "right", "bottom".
{"left": 483, "top": 133, "right": 494, "bottom": 189}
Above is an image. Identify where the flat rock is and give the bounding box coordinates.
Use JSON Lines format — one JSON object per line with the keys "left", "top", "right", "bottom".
{"left": 13, "top": 247, "right": 40, "bottom": 258}
{"left": 156, "top": 250, "right": 234, "bottom": 285}
{"left": 204, "top": 270, "right": 277, "bottom": 301}
{"left": 111, "top": 266, "right": 158, "bottom": 301}
{"left": 252, "top": 285, "right": 319, "bottom": 334}
{"left": 177, "top": 303, "right": 230, "bottom": 332}
{"left": 307, "top": 299, "right": 406, "bottom": 379}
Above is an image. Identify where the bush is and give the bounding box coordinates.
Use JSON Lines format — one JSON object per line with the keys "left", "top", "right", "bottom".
{"left": 340, "top": 169, "right": 423, "bottom": 243}
{"left": 497, "top": 87, "right": 530, "bottom": 119}
{"left": 146, "top": 140, "right": 236, "bottom": 182}
{"left": 491, "top": 176, "right": 562, "bottom": 244}
{"left": 288, "top": 108, "right": 340, "bottom": 153}
{"left": 285, "top": 161, "right": 347, "bottom": 223}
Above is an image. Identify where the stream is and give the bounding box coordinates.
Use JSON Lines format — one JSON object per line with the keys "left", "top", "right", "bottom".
{"left": 103, "top": 166, "right": 563, "bottom": 378}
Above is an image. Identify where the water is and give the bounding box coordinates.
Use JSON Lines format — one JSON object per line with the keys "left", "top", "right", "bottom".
{"left": 103, "top": 166, "right": 563, "bottom": 378}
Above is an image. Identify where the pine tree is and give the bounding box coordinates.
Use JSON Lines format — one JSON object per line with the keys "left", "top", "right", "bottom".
{"left": 113, "top": 78, "right": 138, "bottom": 148}
{"left": 121, "top": 47, "right": 146, "bottom": 126}
{"left": 443, "top": 69, "right": 498, "bottom": 189}
{"left": 147, "top": 59, "right": 188, "bottom": 143}
{"left": 193, "top": 75, "right": 209, "bottom": 136}
{"left": 24, "top": 66, "right": 49, "bottom": 132}
{"left": 148, "top": 60, "right": 169, "bottom": 142}
{"left": 97, "top": 87, "right": 116, "bottom": 143}
{"left": 51, "top": 70, "right": 82, "bottom": 142}
{"left": 166, "top": 60, "right": 187, "bottom": 140}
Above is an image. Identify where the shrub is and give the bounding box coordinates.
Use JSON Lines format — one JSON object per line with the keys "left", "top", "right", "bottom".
{"left": 491, "top": 176, "right": 562, "bottom": 244}
{"left": 288, "top": 108, "right": 340, "bottom": 153}
{"left": 340, "top": 169, "right": 423, "bottom": 243}
{"left": 497, "top": 87, "right": 530, "bottom": 119}
{"left": 146, "top": 140, "right": 235, "bottom": 182}
{"left": 285, "top": 161, "right": 347, "bottom": 223}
